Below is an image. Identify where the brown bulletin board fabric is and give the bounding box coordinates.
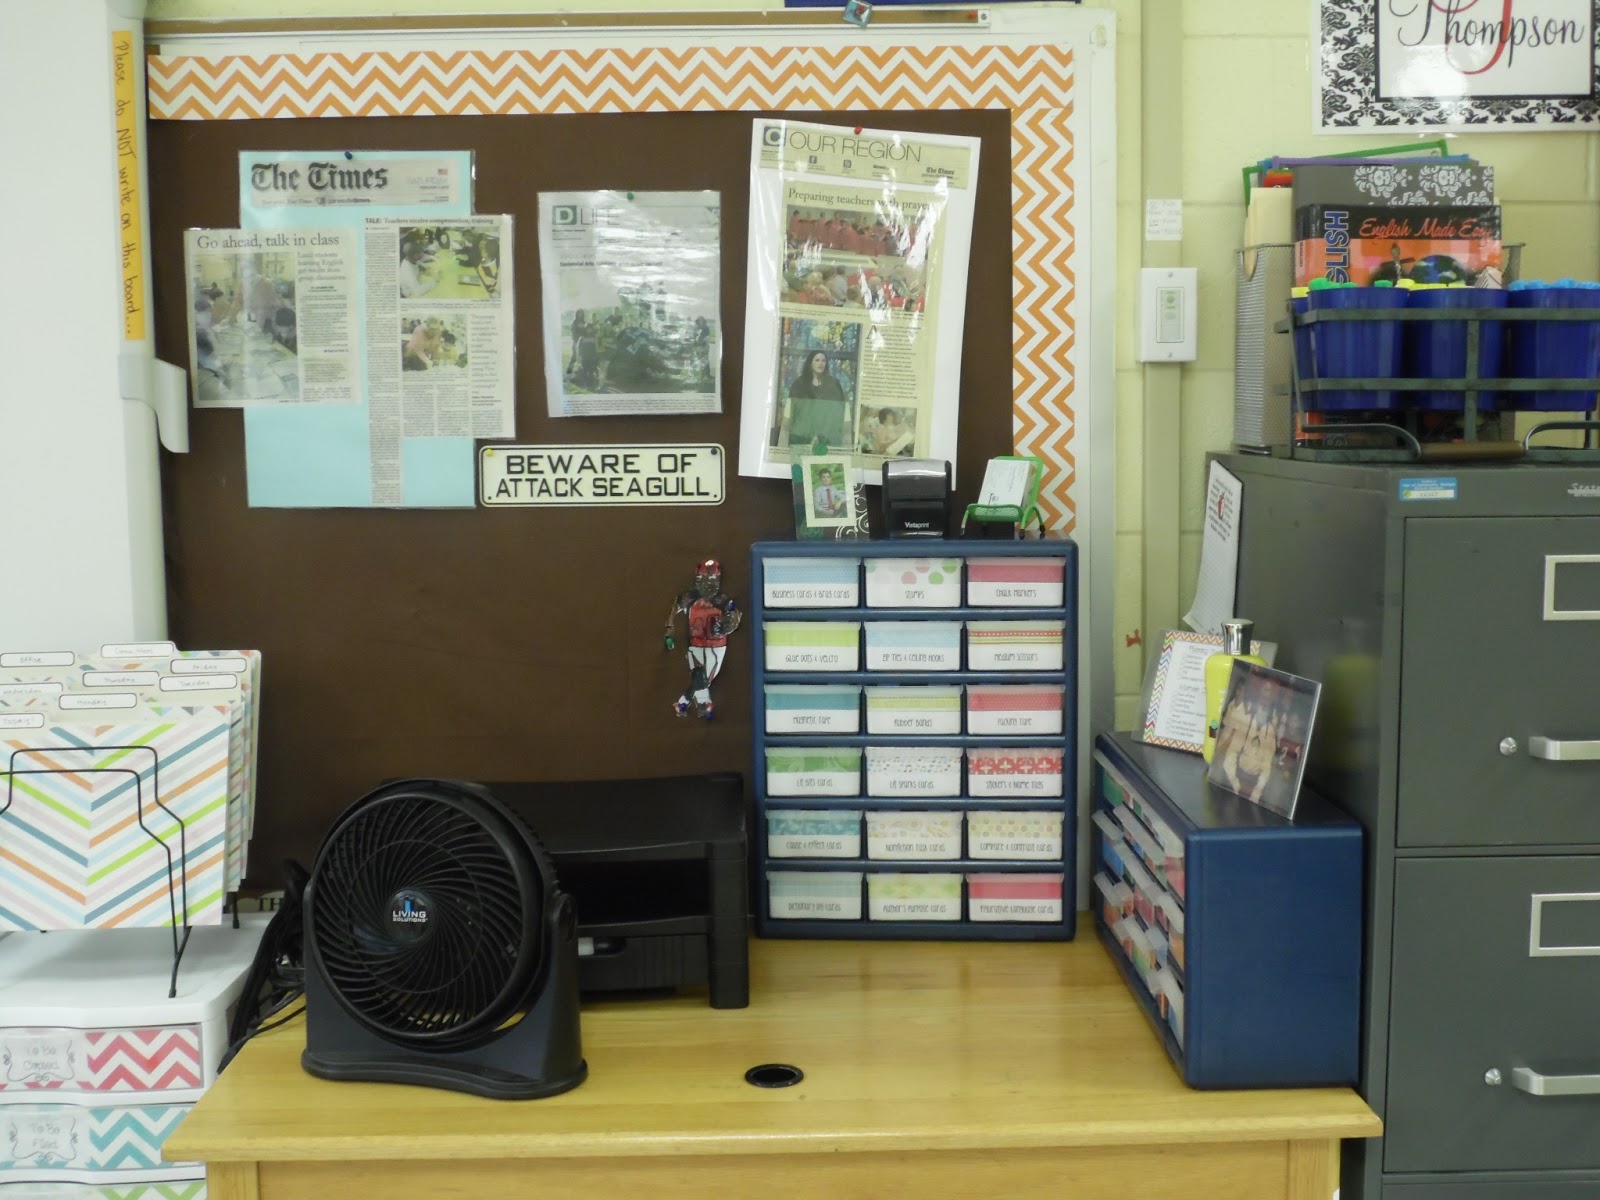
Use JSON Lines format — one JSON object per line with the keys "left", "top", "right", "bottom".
{"left": 147, "top": 110, "right": 1015, "bottom": 883}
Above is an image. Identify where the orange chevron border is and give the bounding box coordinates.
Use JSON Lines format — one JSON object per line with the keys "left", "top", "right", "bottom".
{"left": 148, "top": 42, "right": 1078, "bottom": 531}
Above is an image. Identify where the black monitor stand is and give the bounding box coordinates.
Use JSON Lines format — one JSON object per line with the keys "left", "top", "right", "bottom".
{"left": 487, "top": 772, "right": 749, "bottom": 1009}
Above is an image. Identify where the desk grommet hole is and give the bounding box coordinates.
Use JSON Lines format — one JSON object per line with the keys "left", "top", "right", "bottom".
{"left": 745, "top": 1063, "right": 803, "bottom": 1088}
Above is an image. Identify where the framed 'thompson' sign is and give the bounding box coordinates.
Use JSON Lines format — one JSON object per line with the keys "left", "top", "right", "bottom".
{"left": 1317, "top": 0, "right": 1600, "bottom": 130}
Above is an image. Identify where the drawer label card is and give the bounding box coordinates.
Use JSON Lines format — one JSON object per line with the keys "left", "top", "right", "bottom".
{"left": 767, "top": 584, "right": 856, "bottom": 604}
{"left": 2, "top": 1110, "right": 82, "bottom": 1165}
{"left": 1398, "top": 476, "right": 1457, "bottom": 501}
{"left": 1, "top": 1034, "right": 79, "bottom": 1084}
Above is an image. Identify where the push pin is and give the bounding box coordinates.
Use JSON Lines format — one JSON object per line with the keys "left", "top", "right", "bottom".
{"left": 843, "top": 0, "right": 872, "bottom": 27}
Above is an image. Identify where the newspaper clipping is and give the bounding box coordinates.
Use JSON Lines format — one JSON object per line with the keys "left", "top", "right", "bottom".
{"left": 738, "top": 120, "right": 980, "bottom": 482}
{"left": 538, "top": 191, "right": 721, "bottom": 418}
{"left": 184, "top": 227, "right": 358, "bottom": 408}
{"left": 361, "top": 217, "right": 515, "bottom": 500}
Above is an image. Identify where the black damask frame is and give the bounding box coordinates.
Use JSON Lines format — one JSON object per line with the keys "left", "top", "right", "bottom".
{"left": 1318, "top": 0, "right": 1600, "bottom": 129}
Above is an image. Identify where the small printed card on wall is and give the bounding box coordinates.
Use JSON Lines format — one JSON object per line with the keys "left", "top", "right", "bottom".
{"left": 1206, "top": 661, "right": 1321, "bottom": 820}
{"left": 1138, "top": 629, "right": 1277, "bottom": 755}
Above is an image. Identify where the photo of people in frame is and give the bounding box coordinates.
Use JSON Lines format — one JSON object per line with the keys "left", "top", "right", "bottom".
{"left": 1206, "top": 661, "right": 1321, "bottom": 819}
{"left": 799, "top": 453, "right": 857, "bottom": 530}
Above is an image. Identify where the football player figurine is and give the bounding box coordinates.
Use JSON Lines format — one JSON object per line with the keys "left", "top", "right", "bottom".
{"left": 664, "top": 558, "right": 742, "bottom": 720}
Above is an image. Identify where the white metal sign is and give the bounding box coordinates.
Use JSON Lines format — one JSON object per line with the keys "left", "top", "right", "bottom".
{"left": 479, "top": 443, "right": 725, "bottom": 507}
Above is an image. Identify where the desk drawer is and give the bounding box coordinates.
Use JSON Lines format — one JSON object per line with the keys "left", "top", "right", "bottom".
{"left": 1399, "top": 517, "right": 1600, "bottom": 847}
{"left": 1384, "top": 1182, "right": 1600, "bottom": 1198}
{"left": 1387, "top": 856, "right": 1600, "bottom": 1173}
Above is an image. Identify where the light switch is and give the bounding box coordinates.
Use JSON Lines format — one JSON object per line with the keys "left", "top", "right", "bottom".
{"left": 1138, "top": 267, "right": 1197, "bottom": 362}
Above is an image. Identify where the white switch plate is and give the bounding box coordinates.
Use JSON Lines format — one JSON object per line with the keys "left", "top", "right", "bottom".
{"left": 1138, "top": 266, "right": 1197, "bottom": 362}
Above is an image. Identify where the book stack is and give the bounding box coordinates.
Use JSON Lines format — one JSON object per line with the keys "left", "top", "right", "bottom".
{"left": 1290, "top": 161, "right": 1501, "bottom": 289}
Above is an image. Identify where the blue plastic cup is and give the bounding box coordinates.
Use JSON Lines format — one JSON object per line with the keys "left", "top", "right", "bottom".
{"left": 1306, "top": 286, "right": 1409, "bottom": 411}
{"left": 1291, "top": 295, "right": 1314, "bottom": 393}
{"left": 1404, "top": 288, "right": 1507, "bottom": 412}
{"left": 1508, "top": 288, "right": 1600, "bottom": 412}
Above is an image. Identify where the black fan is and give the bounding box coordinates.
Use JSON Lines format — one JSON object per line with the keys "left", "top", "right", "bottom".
{"left": 301, "top": 778, "right": 586, "bottom": 1099}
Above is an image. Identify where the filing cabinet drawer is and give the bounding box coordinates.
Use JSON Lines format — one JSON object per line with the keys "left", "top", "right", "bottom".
{"left": 1383, "top": 1181, "right": 1600, "bottom": 1198}
{"left": 1398, "top": 517, "right": 1600, "bottom": 848}
{"left": 1386, "top": 856, "right": 1600, "bottom": 1174}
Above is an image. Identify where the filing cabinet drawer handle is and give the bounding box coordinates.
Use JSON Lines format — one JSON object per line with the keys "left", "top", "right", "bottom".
{"left": 1511, "top": 1067, "right": 1600, "bottom": 1097}
{"left": 1529, "top": 737, "right": 1600, "bottom": 762}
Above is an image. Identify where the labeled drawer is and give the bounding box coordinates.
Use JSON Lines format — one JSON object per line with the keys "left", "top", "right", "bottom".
{"left": 764, "top": 622, "right": 860, "bottom": 672}
{"left": 966, "top": 809, "right": 1063, "bottom": 860}
{"left": 966, "top": 621, "right": 1064, "bottom": 671}
{"left": 764, "top": 747, "right": 861, "bottom": 796}
{"left": 766, "top": 809, "right": 862, "bottom": 859}
{"left": 762, "top": 556, "right": 859, "bottom": 608}
{"left": 965, "top": 556, "right": 1067, "bottom": 607}
{"left": 1399, "top": 517, "right": 1600, "bottom": 848}
{"left": 1386, "top": 855, "right": 1600, "bottom": 1174}
{"left": 0, "top": 1027, "right": 203, "bottom": 1097}
{"left": 864, "top": 746, "right": 962, "bottom": 798}
{"left": 865, "top": 810, "right": 961, "bottom": 861}
{"left": 763, "top": 685, "right": 860, "bottom": 734}
{"left": 767, "top": 871, "right": 863, "bottom": 920}
{"left": 966, "top": 872, "right": 1063, "bottom": 922}
{"left": 864, "top": 686, "right": 962, "bottom": 736}
{"left": 863, "top": 557, "right": 962, "bottom": 608}
{"left": 966, "top": 684, "right": 1064, "bottom": 735}
{"left": 867, "top": 872, "right": 962, "bottom": 921}
{"left": 1383, "top": 1182, "right": 1600, "bottom": 1197}
{"left": 967, "top": 747, "right": 1063, "bottom": 797}
{"left": 0, "top": 1103, "right": 197, "bottom": 1173}
{"left": 863, "top": 622, "right": 961, "bottom": 672}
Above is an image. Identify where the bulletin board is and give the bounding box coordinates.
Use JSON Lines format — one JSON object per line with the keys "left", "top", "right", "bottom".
{"left": 142, "top": 6, "right": 1116, "bottom": 885}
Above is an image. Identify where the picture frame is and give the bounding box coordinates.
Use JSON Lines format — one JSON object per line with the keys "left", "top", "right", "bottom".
{"left": 1206, "top": 661, "right": 1321, "bottom": 820}
{"left": 793, "top": 453, "right": 865, "bottom": 539}
{"left": 1137, "top": 629, "right": 1277, "bottom": 755}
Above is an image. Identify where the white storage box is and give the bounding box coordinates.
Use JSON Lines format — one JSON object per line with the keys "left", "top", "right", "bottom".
{"left": 763, "top": 685, "right": 861, "bottom": 734}
{"left": 763, "top": 556, "right": 860, "bottom": 608}
{"left": 865, "top": 810, "right": 962, "bottom": 861}
{"left": 965, "top": 809, "right": 1064, "bottom": 860}
{"left": 767, "top": 870, "right": 863, "bottom": 920}
{"left": 764, "top": 747, "right": 862, "bottom": 797}
{"left": 864, "top": 746, "right": 963, "bottom": 798}
{"left": 965, "top": 684, "right": 1064, "bottom": 735}
{"left": 864, "top": 686, "right": 962, "bottom": 736}
{"left": 862, "top": 622, "right": 961, "bottom": 672}
{"left": 965, "top": 556, "right": 1067, "bottom": 607}
{"left": 967, "top": 747, "right": 1065, "bottom": 797}
{"left": 766, "top": 810, "right": 862, "bottom": 859}
{"left": 866, "top": 873, "right": 962, "bottom": 921}
{"left": 966, "top": 872, "right": 1064, "bottom": 922}
{"left": 965, "top": 621, "right": 1065, "bottom": 671}
{"left": 863, "top": 557, "right": 962, "bottom": 608}
{"left": 764, "top": 622, "right": 860, "bottom": 672}
{"left": 0, "top": 918, "right": 269, "bottom": 1104}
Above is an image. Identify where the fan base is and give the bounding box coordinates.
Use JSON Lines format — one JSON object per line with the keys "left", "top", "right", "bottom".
{"left": 302, "top": 1048, "right": 588, "bottom": 1101}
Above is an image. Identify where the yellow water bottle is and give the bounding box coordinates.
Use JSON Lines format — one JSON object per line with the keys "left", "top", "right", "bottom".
{"left": 1202, "top": 618, "right": 1266, "bottom": 763}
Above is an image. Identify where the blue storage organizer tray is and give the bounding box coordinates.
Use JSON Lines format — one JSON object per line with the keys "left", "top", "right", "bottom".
{"left": 1091, "top": 732, "right": 1363, "bottom": 1088}
{"left": 751, "top": 538, "right": 1078, "bottom": 942}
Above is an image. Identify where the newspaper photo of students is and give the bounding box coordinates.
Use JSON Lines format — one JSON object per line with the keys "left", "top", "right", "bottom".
{"left": 396, "top": 225, "right": 502, "bottom": 301}
{"left": 189, "top": 249, "right": 298, "bottom": 404}
{"left": 400, "top": 315, "right": 468, "bottom": 372}
{"left": 780, "top": 202, "right": 932, "bottom": 316}
{"left": 560, "top": 296, "right": 714, "bottom": 397}
{"left": 769, "top": 319, "right": 861, "bottom": 455}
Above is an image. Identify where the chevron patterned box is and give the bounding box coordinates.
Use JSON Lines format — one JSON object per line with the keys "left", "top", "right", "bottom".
{"left": 0, "top": 918, "right": 269, "bottom": 1105}
{"left": 0, "top": 1183, "right": 205, "bottom": 1200}
{"left": 0, "top": 1103, "right": 200, "bottom": 1183}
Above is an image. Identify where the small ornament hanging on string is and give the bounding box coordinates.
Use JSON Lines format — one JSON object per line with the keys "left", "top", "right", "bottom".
{"left": 663, "top": 557, "right": 742, "bottom": 720}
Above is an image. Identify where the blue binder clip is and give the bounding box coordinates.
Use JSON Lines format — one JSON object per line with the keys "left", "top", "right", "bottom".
{"left": 843, "top": 0, "right": 872, "bottom": 26}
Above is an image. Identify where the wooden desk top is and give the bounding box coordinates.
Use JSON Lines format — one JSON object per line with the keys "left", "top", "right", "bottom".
{"left": 168, "top": 937, "right": 1379, "bottom": 1164}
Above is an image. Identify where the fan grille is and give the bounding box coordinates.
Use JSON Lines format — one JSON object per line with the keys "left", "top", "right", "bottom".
{"left": 308, "top": 789, "right": 540, "bottom": 1045}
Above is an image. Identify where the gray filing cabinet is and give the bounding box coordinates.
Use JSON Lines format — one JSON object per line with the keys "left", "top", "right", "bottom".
{"left": 1221, "top": 456, "right": 1600, "bottom": 1200}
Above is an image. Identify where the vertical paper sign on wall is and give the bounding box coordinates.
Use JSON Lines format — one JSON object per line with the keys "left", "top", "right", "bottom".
{"left": 112, "top": 31, "right": 144, "bottom": 341}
